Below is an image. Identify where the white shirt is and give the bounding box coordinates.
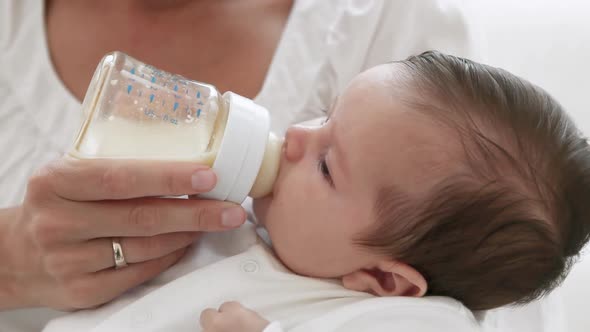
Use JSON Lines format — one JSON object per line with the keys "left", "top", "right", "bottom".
{"left": 0, "top": 0, "right": 480, "bottom": 331}
{"left": 41, "top": 224, "right": 479, "bottom": 332}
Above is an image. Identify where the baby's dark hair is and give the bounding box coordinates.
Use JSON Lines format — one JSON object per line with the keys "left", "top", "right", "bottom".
{"left": 355, "top": 51, "right": 590, "bottom": 310}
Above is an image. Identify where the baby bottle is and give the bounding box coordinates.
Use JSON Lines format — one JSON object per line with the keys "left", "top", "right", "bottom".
{"left": 70, "top": 51, "right": 282, "bottom": 203}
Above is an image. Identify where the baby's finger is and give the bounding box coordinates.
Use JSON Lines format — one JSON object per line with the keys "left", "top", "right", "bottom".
{"left": 218, "top": 301, "right": 244, "bottom": 313}
{"left": 200, "top": 308, "right": 220, "bottom": 329}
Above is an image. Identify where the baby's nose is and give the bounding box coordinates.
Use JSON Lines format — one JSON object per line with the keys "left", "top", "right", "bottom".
{"left": 284, "top": 125, "right": 309, "bottom": 162}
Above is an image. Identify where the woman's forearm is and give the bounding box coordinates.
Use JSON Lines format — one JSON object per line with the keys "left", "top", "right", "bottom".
{"left": 0, "top": 206, "right": 27, "bottom": 311}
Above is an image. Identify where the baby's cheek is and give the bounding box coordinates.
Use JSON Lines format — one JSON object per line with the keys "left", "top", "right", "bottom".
{"left": 273, "top": 241, "right": 316, "bottom": 277}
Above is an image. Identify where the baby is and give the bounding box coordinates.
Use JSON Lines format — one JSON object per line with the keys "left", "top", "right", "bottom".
{"left": 199, "top": 51, "right": 590, "bottom": 331}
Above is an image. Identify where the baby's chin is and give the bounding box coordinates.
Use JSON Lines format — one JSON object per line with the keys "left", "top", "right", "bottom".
{"left": 252, "top": 195, "right": 273, "bottom": 226}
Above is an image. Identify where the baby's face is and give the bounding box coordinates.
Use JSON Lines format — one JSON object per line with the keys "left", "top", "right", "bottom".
{"left": 254, "top": 64, "right": 450, "bottom": 278}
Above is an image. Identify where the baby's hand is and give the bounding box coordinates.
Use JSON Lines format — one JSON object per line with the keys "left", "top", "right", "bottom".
{"left": 200, "top": 301, "right": 271, "bottom": 332}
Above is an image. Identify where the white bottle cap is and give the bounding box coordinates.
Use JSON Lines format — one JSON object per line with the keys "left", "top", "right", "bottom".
{"left": 200, "top": 92, "right": 270, "bottom": 203}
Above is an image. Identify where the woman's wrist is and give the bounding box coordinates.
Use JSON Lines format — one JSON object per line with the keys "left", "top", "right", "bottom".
{"left": 0, "top": 206, "right": 29, "bottom": 311}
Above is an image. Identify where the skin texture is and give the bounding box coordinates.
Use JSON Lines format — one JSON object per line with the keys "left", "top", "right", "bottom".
{"left": 200, "top": 301, "right": 270, "bottom": 332}
{"left": 253, "top": 64, "right": 454, "bottom": 297}
{"left": 46, "top": 0, "right": 293, "bottom": 100}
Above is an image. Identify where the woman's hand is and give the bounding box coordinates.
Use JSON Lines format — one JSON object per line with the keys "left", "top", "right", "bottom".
{"left": 0, "top": 157, "right": 246, "bottom": 311}
{"left": 200, "top": 301, "right": 271, "bottom": 332}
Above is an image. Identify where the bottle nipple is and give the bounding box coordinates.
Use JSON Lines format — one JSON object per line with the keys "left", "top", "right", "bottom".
{"left": 249, "top": 133, "right": 284, "bottom": 198}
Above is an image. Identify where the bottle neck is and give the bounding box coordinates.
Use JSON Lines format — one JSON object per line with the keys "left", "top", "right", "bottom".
{"left": 199, "top": 92, "right": 272, "bottom": 203}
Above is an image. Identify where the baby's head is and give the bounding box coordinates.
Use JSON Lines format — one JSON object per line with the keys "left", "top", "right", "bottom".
{"left": 253, "top": 51, "right": 590, "bottom": 310}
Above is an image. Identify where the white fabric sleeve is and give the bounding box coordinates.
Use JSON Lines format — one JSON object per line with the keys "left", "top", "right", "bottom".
{"left": 262, "top": 321, "right": 284, "bottom": 332}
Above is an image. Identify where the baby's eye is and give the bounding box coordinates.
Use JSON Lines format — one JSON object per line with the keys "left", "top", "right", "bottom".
{"left": 318, "top": 154, "right": 334, "bottom": 186}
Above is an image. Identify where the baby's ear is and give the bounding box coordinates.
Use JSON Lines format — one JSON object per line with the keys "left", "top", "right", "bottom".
{"left": 342, "top": 260, "right": 427, "bottom": 297}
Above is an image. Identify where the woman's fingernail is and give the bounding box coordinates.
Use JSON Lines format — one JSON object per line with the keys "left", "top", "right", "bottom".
{"left": 191, "top": 170, "right": 216, "bottom": 192}
{"left": 221, "top": 207, "right": 245, "bottom": 227}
